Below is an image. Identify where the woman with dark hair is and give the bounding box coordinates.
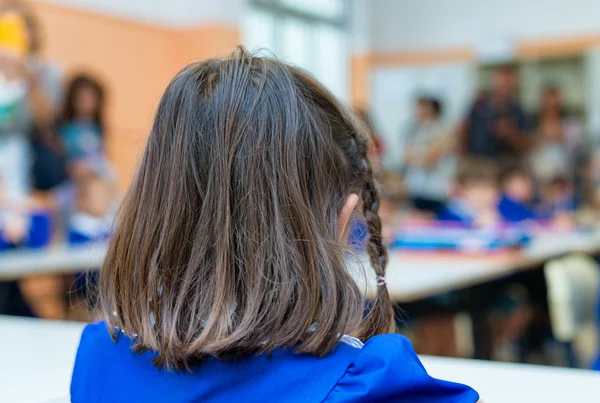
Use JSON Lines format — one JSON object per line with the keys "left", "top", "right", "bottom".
{"left": 403, "top": 96, "right": 455, "bottom": 213}
{"left": 71, "top": 47, "right": 477, "bottom": 402}
{"left": 59, "top": 74, "right": 107, "bottom": 178}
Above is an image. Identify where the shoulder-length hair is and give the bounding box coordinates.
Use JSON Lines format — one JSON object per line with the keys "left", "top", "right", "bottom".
{"left": 61, "top": 74, "right": 106, "bottom": 133}
{"left": 100, "top": 47, "right": 391, "bottom": 370}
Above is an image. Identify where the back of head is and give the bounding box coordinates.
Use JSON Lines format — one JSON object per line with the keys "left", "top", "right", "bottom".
{"left": 100, "top": 47, "right": 391, "bottom": 370}
{"left": 456, "top": 158, "right": 499, "bottom": 187}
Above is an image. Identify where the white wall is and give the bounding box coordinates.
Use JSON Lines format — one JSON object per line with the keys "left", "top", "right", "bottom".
{"left": 350, "top": 0, "right": 371, "bottom": 53}
{"left": 36, "top": 0, "right": 245, "bottom": 27}
{"left": 371, "top": 0, "right": 600, "bottom": 52}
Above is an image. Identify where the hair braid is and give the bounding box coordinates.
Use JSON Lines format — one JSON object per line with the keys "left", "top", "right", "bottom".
{"left": 348, "top": 124, "right": 393, "bottom": 338}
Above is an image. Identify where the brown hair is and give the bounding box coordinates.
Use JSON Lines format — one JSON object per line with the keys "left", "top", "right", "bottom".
{"left": 456, "top": 158, "right": 499, "bottom": 186}
{"left": 62, "top": 74, "right": 106, "bottom": 133}
{"left": 100, "top": 47, "right": 392, "bottom": 370}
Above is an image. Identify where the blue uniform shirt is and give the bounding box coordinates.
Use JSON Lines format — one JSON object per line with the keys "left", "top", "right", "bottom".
{"left": 498, "top": 195, "right": 536, "bottom": 223}
{"left": 436, "top": 200, "right": 475, "bottom": 224}
{"left": 71, "top": 322, "right": 478, "bottom": 402}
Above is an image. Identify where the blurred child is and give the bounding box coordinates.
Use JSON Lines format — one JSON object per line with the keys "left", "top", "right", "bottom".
{"left": 497, "top": 165, "right": 536, "bottom": 223}
{"left": 68, "top": 173, "right": 113, "bottom": 244}
{"left": 59, "top": 74, "right": 108, "bottom": 178}
{"left": 537, "top": 176, "right": 578, "bottom": 228}
{"left": 437, "top": 159, "right": 499, "bottom": 227}
{"left": 0, "top": 177, "right": 52, "bottom": 250}
{"left": 67, "top": 174, "right": 113, "bottom": 316}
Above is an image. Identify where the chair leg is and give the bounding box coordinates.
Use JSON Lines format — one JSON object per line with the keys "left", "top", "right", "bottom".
{"left": 563, "top": 342, "right": 578, "bottom": 368}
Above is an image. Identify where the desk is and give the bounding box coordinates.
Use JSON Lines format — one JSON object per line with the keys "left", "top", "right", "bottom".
{"left": 2, "top": 316, "right": 599, "bottom": 403}
{"left": 353, "top": 231, "right": 600, "bottom": 302}
{"left": 0, "top": 316, "right": 85, "bottom": 403}
{"left": 2, "top": 232, "right": 600, "bottom": 303}
{"left": 422, "top": 355, "right": 600, "bottom": 403}
{"left": 0, "top": 244, "right": 107, "bottom": 280}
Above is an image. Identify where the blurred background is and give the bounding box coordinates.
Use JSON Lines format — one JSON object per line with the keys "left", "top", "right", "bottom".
{"left": 4, "top": 0, "right": 600, "bottom": 379}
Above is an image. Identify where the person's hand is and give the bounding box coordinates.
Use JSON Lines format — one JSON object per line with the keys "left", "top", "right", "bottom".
{"left": 69, "top": 160, "right": 94, "bottom": 180}
{"left": 551, "top": 212, "right": 576, "bottom": 230}
{"left": 475, "top": 209, "right": 500, "bottom": 228}
{"left": 494, "top": 117, "right": 516, "bottom": 140}
{"left": 423, "top": 149, "right": 442, "bottom": 169}
{"left": 3, "top": 213, "right": 29, "bottom": 244}
{"left": 404, "top": 150, "right": 418, "bottom": 166}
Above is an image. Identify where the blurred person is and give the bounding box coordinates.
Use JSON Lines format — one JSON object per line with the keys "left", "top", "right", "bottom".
{"left": 0, "top": 0, "right": 63, "bottom": 200}
{"left": 459, "top": 66, "right": 530, "bottom": 159}
{"left": 68, "top": 173, "right": 113, "bottom": 244}
{"left": 404, "top": 96, "right": 455, "bottom": 214}
{"left": 528, "top": 86, "right": 581, "bottom": 186}
{"left": 67, "top": 174, "right": 113, "bottom": 317}
{"left": 0, "top": 0, "right": 65, "bottom": 320}
{"left": 497, "top": 164, "right": 536, "bottom": 223}
{"left": 60, "top": 74, "right": 109, "bottom": 178}
{"left": 71, "top": 48, "right": 478, "bottom": 403}
{"left": 437, "top": 159, "right": 500, "bottom": 227}
{"left": 537, "top": 176, "right": 578, "bottom": 228}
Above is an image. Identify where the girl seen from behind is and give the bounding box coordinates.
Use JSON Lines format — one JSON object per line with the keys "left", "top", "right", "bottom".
{"left": 71, "top": 47, "right": 478, "bottom": 403}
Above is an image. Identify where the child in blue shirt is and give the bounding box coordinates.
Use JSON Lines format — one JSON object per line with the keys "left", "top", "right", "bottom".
{"left": 497, "top": 164, "right": 536, "bottom": 223}
{"left": 67, "top": 173, "right": 113, "bottom": 308}
{"left": 71, "top": 47, "right": 477, "bottom": 403}
{"left": 67, "top": 174, "right": 113, "bottom": 245}
{"left": 437, "top": 158, "right": 500, "bottom": 227}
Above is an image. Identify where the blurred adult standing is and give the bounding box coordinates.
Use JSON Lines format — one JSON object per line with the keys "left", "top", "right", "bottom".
{"left": 403, "top": 96, "right": 455, "bottom": 213}
{"left": 0, "top": 0, "right": 63, "bottom": 204}
{"left": 459, "top": 66, "right": 530, "bottom": 159}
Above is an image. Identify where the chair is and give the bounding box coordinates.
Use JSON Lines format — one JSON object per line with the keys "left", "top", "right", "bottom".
{"left": 544, "top": 254, "right": 600, "bottom": 367}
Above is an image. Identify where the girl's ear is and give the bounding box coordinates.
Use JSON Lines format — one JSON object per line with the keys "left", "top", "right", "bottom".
{"left": 338, "top": 193, "right": 359, "bottom": 236}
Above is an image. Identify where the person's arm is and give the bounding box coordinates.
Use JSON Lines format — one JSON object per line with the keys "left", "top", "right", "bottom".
{"left": 494, "top": 106, "right": 532, "bottom": 152}
{"left": 424, "top": 125, "right": 454, "bottom": 169}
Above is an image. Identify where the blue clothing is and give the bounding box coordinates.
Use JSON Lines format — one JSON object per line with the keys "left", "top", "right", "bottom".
{"left": 59, "top": 121, "right": 108, "bottom": 175}
{"left": 436, "top": 200, "right": 474, "bottom": 224}
{"left": 0, "top": 210, "right": 52, "bottom": 251}
{"left": 71, "top": 322, "right": 478, "bottom": 403}
{"left": 348, "top": 217, "right": 368, "bottom": 252}
{"left": 498, "top": 195, "right": 536, "bottom": 223}
{"left": 536, "top": 195, "right": 579, "bottom": 220}
{"left": 60, "top": 121, "right": 103, "bottom": 160}
{"left": 67, "top": 212, "right": 112, "bottom": 245}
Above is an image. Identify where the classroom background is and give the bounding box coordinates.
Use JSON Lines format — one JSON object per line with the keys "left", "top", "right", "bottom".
{"left": 2, "top": 0, "right": 600, "bottom": 402}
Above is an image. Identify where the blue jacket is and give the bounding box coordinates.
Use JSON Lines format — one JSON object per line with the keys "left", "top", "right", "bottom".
{"left": 497, "top": 195, "right": 536, "bottom": 223}
{"left": 71, "top": 322, "right": 478, "bottom": 402}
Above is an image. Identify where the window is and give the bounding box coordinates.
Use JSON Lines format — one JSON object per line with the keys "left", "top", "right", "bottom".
{"left": 243, "top": 0, "right": 350, "bottom": 101}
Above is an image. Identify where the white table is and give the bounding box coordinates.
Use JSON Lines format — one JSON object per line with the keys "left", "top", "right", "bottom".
{"left": 2, "top": 231, "right": 600, "bottom": 303}
{"left": 422, "top": 355, "right": 600, "bottom": 403}
{"left": 353, "top": 231, "right": 600, "bottom": 302}
{"left": 0, "top": 316, "right": 85, "bottom": 403}
{"left": 2, "top": 316, "right": 599, "bottom": 403}
{"left": 0, "top": 244, "right": 107, "bottom": 280}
